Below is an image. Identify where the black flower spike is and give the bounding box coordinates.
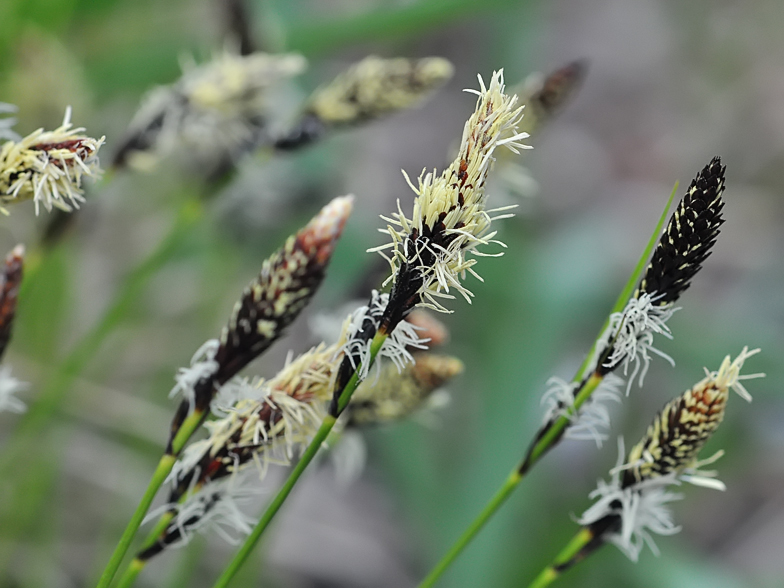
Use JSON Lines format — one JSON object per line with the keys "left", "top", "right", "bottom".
{"left": 636, "top": 157, "right": 726, "bottom": 305}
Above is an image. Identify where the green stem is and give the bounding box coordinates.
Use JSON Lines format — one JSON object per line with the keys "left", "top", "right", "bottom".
{"left": 418, "top": 470, "right": 522, "bottom": 588}
{"left": 115, "top": 558, "right": 146, "bottom": 588}
{"left": 96, "top": 454, "right": 176, "bottom": 588}
{"left": 527, "top": 528, "right": 594, "bottom": 588}
{"left": 523, "top": 372, "right": 603, "bottom": 470}
{"left": 97, "top": 407, "right": 206, "bottom": 588}
{"left": 211, "top": 332, "right": 388, "bottom": 588}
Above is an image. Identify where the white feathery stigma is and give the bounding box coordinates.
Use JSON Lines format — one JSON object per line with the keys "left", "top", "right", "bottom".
{"left": 601, "top": 293, "right": 676, "bottom": 394}
{"left": 541, "top": 373, "right": 624, "bottom": 448}
{"left": 169, "top": 339, "right": 220, "bottom": 410}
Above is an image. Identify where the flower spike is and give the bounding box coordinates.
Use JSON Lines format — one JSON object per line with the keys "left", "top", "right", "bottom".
{"left": 167, "top": 196, "right": 352, "bottom": 447}
{"left": 374, "top": 70, "right": 530, "bottom": 332}
{"left": 0, "top": 108, "right": 104, "bottom": 214}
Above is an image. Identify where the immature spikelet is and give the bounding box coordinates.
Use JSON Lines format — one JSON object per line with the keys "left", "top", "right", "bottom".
{"left": 635, "top": 157, "right": 726, "bottom": 304}
{"left": 307, "top": 56, "right": 453, "bottom": 125}
{"left": 577, "top": 348, "right": 763, "bottom": 561}
{"left": 168, "top": 196, "right": 352, "bottom": 439}
{"left": 113, "top": 51, "right": 306, "bottom": 171}
{"left": 515, "top": 59, "right": 588, "bottom": 136}
{"left": 346, "top": 353, "right": 463, "bottom": 426}
{"left": 374, "top": 70, "right": 529, "bottom": 330}
{"left": 0, "top": 107, "right": 104, "bottom": 214}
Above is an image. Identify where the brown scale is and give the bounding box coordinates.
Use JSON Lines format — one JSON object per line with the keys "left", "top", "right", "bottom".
{"left": 0, "top": 246, "right": 23, "bottom": 361}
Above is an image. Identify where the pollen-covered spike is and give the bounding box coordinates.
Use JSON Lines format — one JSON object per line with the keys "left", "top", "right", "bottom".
{"left": 307, "top": 56, "right": 453, "bottom": 126}
{"left": 621, "top": 381, "right": 727, "bottom": 488}
{"left": 275, "top": 56, "right": 453, "bottom": 151}
{"left": 378, "top": 70, "right": 529, "bottom": 331}
{"left": 345, "top": 353, "right": 462, "bottom": 426}
{"left": 0, "top": 245, "right": 24, "bottom": 361}
{"left": 0, "top": 109, "right": 104, "bottom": 215}
{"left": 621, "top": 347, "right": 758, "bottom": 488}
{"left": 636, "top": 157, "right": 726, "bottom": 304}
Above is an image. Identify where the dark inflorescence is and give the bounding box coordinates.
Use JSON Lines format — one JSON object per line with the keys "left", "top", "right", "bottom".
{"left": 0, "top": 245, "right": 23, "bottom": 360}
{"left": 636, "top": 156, "right": 726, "bottom": 305}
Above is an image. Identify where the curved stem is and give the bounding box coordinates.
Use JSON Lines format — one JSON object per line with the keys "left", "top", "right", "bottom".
{"left": 418, "top": 470, "right": 522, "bottom": 588}
{"left": 211, "top": 332, "right": 388, "bottom": 588}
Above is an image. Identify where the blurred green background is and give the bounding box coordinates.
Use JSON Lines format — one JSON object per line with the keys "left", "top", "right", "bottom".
{"left": 1, "top": 0, "right": 782, "bottom": 587}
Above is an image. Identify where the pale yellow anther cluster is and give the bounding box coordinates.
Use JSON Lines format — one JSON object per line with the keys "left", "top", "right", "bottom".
{"left": 308, "top": 56, "right": 454, "bottom": 124}
{"left": 204, "top": 342, "right": 343, "bottom": 470}
{"left": 374, "top": 70, "right": 530, "bottom": 310}
{"left": 0, "top": 108, "right": 104, "bottom": 215}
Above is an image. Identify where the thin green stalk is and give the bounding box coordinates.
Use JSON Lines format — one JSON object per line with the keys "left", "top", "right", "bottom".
{"left": 523, "top": 372, "right": 603, "bottom": 470}
{"left": 418, "top": 470, "right": 522, "bottom": 588}
{"left": 97, "top": 408, "right": 206, "bottom": 588}
{"left": 211, "top": 332, "right": 388, "bottom": 588}
{"left": 115, "top": 558, "right": 146, "bottom": 588}
{"left": 114, "top": 511, "right": 175, "bottom": 588}
{"left": 527, "top": 528, "right": 593, "bottom": 588}
{"left": 574, "top": 182, "right": 678, "bottom": 382}
{"left": 96, "top": 454, "right": 176, "bottom": 588}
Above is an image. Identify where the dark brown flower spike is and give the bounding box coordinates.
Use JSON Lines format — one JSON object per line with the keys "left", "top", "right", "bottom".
{"left": 167, "top": 196, "right": 352, "bottom": 448}
{"left": 0, "top": 244, "right": 24, "bottom": 361}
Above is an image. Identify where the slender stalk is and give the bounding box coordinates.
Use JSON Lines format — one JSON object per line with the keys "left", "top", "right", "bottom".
{"left": 96, "top": 408, "right": 205, "bottom": 588}
{"left": 96, "top": 454, "right": 176, "bottom": 588}
{"left": 418, "top": 470, "right": 522, "bottom": 588}
{"left": 418, "top": 183, "right": 680, "bottom": 585}
{"left": 527, "top": 528, "right": 594, "bottom": 588}
{"left": 211, "top": 332, "right": 388, "bottom": 588}
{"left": 114, "top": 511, "right": 175, "bottom": 588}
{"left": 522, "top": 373, "right": 603, "bottom": 471}
{"left": 115, "top": 559, "right": 146, "bottom": 588}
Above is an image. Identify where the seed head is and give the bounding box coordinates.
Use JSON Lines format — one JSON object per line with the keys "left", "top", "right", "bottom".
{"left": 578, "top": 348, "right": 763, "bottom": 561}
{"left": 0, "top": 107, "right": 104, "bottom": 215}
{"left": 622, "top": 347, "right": 760, "bottom": 487}
{"left": 307, "top": 56, "right": 453, "bottom": 125}
{"left": 515, "top": 59, "right": 588, "bottom": 136}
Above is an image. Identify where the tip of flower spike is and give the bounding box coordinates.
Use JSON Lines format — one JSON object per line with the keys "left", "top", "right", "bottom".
{"left": 708, "top": 346, "right": 763, "bottom": 403}
{"left": 300, "top": 195, "right": 354, "bottom": 264}
{"left": 7, "top": 244, "right": 24, "bottom": 262}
